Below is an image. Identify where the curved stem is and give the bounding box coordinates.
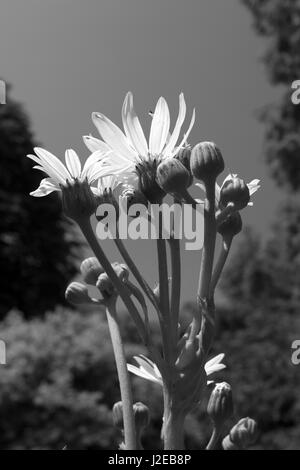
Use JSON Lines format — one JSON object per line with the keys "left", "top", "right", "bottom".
{"left": 106, "top": 299, "right": 137, "bottom": 450}
{"left": 210, "top": 235, "right": 233, "bottom": 298}
{"left": 77, "top": 217, "right": 147, "bottom": 344}
{"left": 114, "top": 225, "right": 160, "bottom": 312}
{"left": 206, "top": 427, "right": 220, "bottom": 450}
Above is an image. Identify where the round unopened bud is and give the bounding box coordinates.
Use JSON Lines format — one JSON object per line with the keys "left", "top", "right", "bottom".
{"left": 80, "top": 257, "right": 104, "bottom": 285}
{"left": 207, "top": 382, "right": 233, "bottom": 427}
{"left": 175, "top": 147, "right": 193, "bottom": 187}
{"left": 217, "top": 212, "right": 243, "bottom": 238}
{"left": 112, "top": 401, "right": 124, "bottom": 430}
{"left": 229, "top": 417, "right": 258, "bottom": 449}
{"left": 191, "top": 142, "right": 225, "bottom": 183}
{"left": 157, "top": 158, "right": 191, "bottom": 195}
{"left": 65, "top": 282, "right": 92, "bottom": 305}
{"left": 133, "top": 402, "right": 150, "bottom": 430}
{"left": 96, "top": 273, "right": 115, "bottom": 298}
{"left": 220, "top": 177, "right": 250, "bottom": 210}
{"left": 96, "top": 263, "right": 129, "bottom": 298}
{"left": 62, "top": 180, "right": 97, "bottom": 221}
{"left": 136, "top": 159, "right": 166, "bottom": 203}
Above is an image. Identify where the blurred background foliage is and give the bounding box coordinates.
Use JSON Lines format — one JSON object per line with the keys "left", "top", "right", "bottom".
{"left": 1, "top": 0, "right": 300, "bottom": 449}
{"left": 0, "top": 85, "right": 80, "bottom": 319}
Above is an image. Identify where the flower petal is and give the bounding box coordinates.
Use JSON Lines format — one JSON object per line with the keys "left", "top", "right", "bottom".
{"left": 27, "top": 153, "right": 66, "bottom": 185}
{"left": 30, "top": 178, "right": 60, "bottom": 197}
{"left": 82, "top": 149, "right": 113, "bottom": 180}
{"left": 172, "top": 108, "right": 195, "bottom": 156}
{"left": 83, "top": 135, "right": 111, "bottom": 153}
{"left": 122, "top": 92, "right": 148, "bottom": 158}
{"left": 92, "top": 112, "right": 137, "bottom": 162}
{"left": 127, "top": 364, "right": 161, "bottom": 384}
{"left": 34, "top": 147, "right": 71, "bottom": 182}
{"left": 65, "top": 149, "right": 82, "bottom": 179}
{"left": 163, "top": 93, "right": 187, "bottom": 157}
{"left": 149, "top": 97, "right": 170, "bottom": 156}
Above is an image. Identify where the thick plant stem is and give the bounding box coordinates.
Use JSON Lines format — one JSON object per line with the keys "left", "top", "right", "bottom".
{"left": 106, "top": 299, "right": 137, "bottom": 450}
{"left": 169, "top": 236, "right": 181, "bottom": 343}
{"left": 192, "top": 178, "right": 217, "bottom": 337}
{"left": 77, "top": 217, "right": 147, "bottom": 343}
{"left": 198, "top": 178, "right": 217, "bottom": 300}
{"left": 210, "top": 235, "right": 233, "bottom": 298}
{"left": 156, "top": 211, "right": 171, "bottom": 361}
{"left": 163, "top": 390, "right": 185, "bottom": 450}
{"left": 206, "top": 427, "right": 220, "bottom": 450}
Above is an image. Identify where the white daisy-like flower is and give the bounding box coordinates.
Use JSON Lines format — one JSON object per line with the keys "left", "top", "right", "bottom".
{"left": 28, "top": 147, "right": 111, "bottom": 197}
{"left": 127, "top": 353, "right": 226, "bottom": 386}
{"left": 196, "top": 174, "right": 261, "bottom": 207}
{"left": 83, "top": 92, "right": 195, "bottom": 176}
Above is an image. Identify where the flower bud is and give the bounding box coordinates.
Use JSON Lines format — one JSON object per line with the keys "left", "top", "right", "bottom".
{"left": 96, "top": 273, "right": 115, "bottom": 298}
{"left": 62, "top": 180, "right": 97, "bottom": 221}
{"left": 191, "top": 142, "right": 225, "bottom": 183}
{"left": 175, "top": 147, "right": 193, "bottom": 187}
{"left": 136, "top": 159, "right": 166, "bottom": 203}
{"left": 220, "top": 177, "right": 250, "bottom": 210}
{"left": 207, "top": 382, "right": 233, "bottom": 427}
{"left": 217, "top": 212, "right": 242, "bottom": 238}
{"left": 80, "top": 257, "right": 104, "bottom": 285}
{"left": 112, "top": 401, "right": 124, "bottom": 430}
{"left": 133, "top": 402, "right": 150, "bottom": 430}
{"left": 222, "top": 434, "right": 239, "bottom": 450}
{"left": 156, "top": 158, "right": 191, "bottom": 195}
{"left": 65, "top": 282, "right": 92, "bottom": 305}
{"left": 228, "top": 417, "right": 258, "bottom": 449}
{"left": 96, "top": 263, "right": 129, "bottom": 298}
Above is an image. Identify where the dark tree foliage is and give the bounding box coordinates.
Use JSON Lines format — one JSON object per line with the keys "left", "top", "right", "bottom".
{"left": 242, "top": 0, "right": 300, "bottom": 190}
{"left": 0, "top": 84, "right": 80, "bottom": 318}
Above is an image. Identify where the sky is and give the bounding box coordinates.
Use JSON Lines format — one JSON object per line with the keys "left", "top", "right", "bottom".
{"left": 0, "top": 0, "right": 284, "bottom": 303}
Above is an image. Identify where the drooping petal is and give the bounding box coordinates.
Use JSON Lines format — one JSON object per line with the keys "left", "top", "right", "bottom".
{"left": 92, "top": 112, "right": 137, "bottom": 162}
{"left": 172, "top": 108, "right": 195, "bottom": 156}
{"left": 65, "top": 149, "right": 82, "bottom": 179}
{"left": 30, "top": 178, "right": 60, "bottom": 197}
{"left": 149, "top": 97, "right": 170, "bottom": 156}
{"left": 163, "top": 93, "right": 187, "bottom": 157}
{"left": 122, "top": 92, "right": 148, "bottom": 158}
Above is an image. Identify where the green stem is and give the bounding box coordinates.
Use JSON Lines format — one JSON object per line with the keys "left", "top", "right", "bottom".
{"left": 157, "top": 219, "right": 171, "bottom": 362}
{"left": 106, "top": 299, "right": 137, "bottom": 450}
{"left": 210, "top": 235, "right": 233, "bottom": 298}
{"left": 77, "top": 217, "right": 147, "bottom": 343}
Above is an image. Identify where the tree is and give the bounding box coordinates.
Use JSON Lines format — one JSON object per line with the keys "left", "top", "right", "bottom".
{"left": 242, "top": 0, "right": 300, "bottom": 190}
{"left": 0, "top": 84, "right": 80, "bottom": 318}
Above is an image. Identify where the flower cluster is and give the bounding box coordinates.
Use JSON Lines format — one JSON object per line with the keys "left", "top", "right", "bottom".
{"left": 27, "top": 92, "right": 261, "bottom": 451}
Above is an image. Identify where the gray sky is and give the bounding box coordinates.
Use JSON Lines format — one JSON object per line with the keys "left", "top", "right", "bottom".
{"left": 1, "top": 0, "right": 283, "bottom": 303}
